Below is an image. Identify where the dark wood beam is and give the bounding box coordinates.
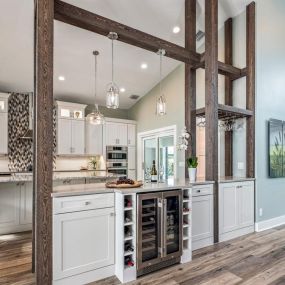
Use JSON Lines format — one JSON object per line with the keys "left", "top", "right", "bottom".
{"left": 246, "top": 2, "right": 256, "bottom": 178}
{"left": 185, "top": 0, "right": 197, "bottom": 178}
{"left": 205, "top": 0, "right": 219, "bottom": 242}
{"left": 35, "top": 0, "right": 54, "bottom": 283}
{"left": 225, "top": 18, "right": 233, "bottom": 177}
{"left": 54, "top": 0, "right": 201, "bottom": 65}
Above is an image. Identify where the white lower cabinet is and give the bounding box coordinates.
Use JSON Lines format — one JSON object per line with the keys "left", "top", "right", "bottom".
{"left": 219, "top": 181, "right": 254, "bottom": 242}
{"left": 0, "top": 182, "right": 33, "bottom": 234}
{"left": 53, "top": 194, "right": 115, "bottom": 284}
{"left": 192, "top": 184, "right": 214, "bottom": 250}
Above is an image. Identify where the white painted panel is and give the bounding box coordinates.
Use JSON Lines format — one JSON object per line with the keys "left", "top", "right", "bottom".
{"left": 128, "top": 146, "right": 136, "bottom": 170}
{"left": 127, "top": 124, "right": 136, "bottom": 146}
{"left": 238, "top": 182, "right": 254, "bottom": 228}
{"left": 0, "top": 113, "right": 8, "bottom": 154}
{"left": 20, "top": 182, "right": 33, "bottom": 225}
{"left": 57, "top": 118, "right": 72, "bottom": 155}
{"left": 71, "top": 120, "right": 85, "bottom": 154}
{"left": 85, "top": 122, "right": 103, "bottom": 155}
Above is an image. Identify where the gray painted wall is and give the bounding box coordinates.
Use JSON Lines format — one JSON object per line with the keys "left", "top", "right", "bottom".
{"left": 255, "top": 0, "right": 285, "bottom": 222}
{"left": 86, "top": 104, "right": 129, "bottom": 119}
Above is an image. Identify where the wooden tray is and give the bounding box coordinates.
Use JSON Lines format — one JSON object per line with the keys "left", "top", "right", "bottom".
{"left": 106, "top": 181, "right": 143, "bottom": 189}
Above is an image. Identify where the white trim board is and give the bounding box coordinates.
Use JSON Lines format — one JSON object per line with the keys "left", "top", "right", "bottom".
{"left": 255, "top": 215, "right": 285, "bottom": 232}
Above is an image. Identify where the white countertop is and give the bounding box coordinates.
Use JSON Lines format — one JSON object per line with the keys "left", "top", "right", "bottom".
{"left": 52, "top": 179, "right": 215, "bottom": 198}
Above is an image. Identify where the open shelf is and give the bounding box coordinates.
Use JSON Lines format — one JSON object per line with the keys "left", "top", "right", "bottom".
{"left": 196, "top": 104, "right": 253, "bottom": 121}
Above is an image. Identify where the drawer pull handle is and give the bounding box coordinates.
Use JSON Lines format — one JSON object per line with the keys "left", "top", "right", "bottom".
{"left": 110, "top": 213, "right": 115, "bottom": 217}
{"left": 85, "top": 201, "right": 91, "bottom": 205}
{"left": 197, "top": 190, "right": 201, "bottom": 193}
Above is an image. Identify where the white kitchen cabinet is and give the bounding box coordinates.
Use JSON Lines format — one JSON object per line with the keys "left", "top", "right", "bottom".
{"left": 20, "top": 182, "right": 33, "bottom": 225}
{"left": 219, "top": 181, "right": 254, "bottom": 242}
{"left": 127, "top": 124, "right": 136, "bottom": 146}
{"left": 53, "top": 206, "right": 115, "bottom": 281}
{"left": 85, "top": 121, "right": 103, "bottom": 155}
{"left": 0, "top": 113, "right": 8, "bottom": 154}
{"left": 71, "top": 120, "right": 85, "bottom": 154}
{"left": 57, "top": 118, "right": 85, "bottom": 155}
{"left": 56, "top": 101, "right": 86, "bottom": 155}
{"left": 192, "top": 185, "right": 214, "bottom": 250}
{"left": 128, "top": 146, "right": 136, "bottom": 179}
{"left": 105, "top": 122, "right": 128, "bottom": 146}
{"left": 0, "top": 182, "right": 33, "bottom": 234}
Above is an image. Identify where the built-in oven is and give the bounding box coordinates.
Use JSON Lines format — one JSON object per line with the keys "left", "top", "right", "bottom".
{"left": 106, "top": 146, "right": 128, "bottom": 177}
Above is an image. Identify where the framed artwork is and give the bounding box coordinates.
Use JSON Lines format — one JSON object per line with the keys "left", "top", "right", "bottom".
{"left": 268, "top": 119, "right": 284, "bottom": 178}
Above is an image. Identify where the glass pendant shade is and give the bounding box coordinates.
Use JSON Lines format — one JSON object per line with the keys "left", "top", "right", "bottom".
{"left": 156, "top": 95, "right": 166, "bottom": 116}
{"left": 87, "top": 50, "right": 105, "bottom": 125}
{"left": 86, "top": 104, "right": 105, "bottom": 125}
{"left": 106, "top": 82, "right": 119, "bottom": 109}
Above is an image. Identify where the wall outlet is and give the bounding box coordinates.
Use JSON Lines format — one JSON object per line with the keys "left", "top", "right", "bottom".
{"left": 259, "top": 208, "right": 263, "bottom": 217}
{"left": 237, "top": 162, "right": 244, "bottom": 170}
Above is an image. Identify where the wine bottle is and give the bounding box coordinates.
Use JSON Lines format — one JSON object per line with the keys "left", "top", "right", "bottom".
{"left": 125, "top": 256, "right": 134, "bottom": 267}
{"left": 151, "top": 160, "right": 158, "bottom": 182}
{"left": 124, "top": 243, "right": 134, "bottom": 252}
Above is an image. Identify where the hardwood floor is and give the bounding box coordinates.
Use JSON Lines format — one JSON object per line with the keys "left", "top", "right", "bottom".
{"left": 92, "top": 225, "right": 285, "bottom": 285}
{"left": 0, "top": 231, "right": 34, "bottom": 285}
{"left": 1, "top": 227, "right": 285, "bottom": 285}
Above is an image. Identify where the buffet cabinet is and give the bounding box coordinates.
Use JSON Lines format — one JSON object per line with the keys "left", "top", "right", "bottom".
{"left": 0, "top": 182, "right": 33, "bottom": 234}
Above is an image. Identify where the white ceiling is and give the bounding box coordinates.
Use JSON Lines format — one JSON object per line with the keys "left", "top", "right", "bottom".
{"left": 0, "top": 0, "right": 252, "bottom": 109}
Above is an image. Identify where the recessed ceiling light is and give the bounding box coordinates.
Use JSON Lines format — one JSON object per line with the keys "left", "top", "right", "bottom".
{"left": 173, "top": 26, "right": 181, "bottom": 34}
{"left": 141, "top": 63, "right": 148, "bottom": 69}
{"left": 120, "top": 87, "right": 126, "bottom": 93}
{"left": 58, "top": 76, "right": 65, "bottom": 81}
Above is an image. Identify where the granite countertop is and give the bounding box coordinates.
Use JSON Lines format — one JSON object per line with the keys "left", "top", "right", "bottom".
{"left": 0, "top": 171, "right": 121, "bottom": 183}
{"left": 218, "top": 177, "right": 255, "bottom": 183}
{"left": 52, "top": 179, "right": 215, "bottom": 198}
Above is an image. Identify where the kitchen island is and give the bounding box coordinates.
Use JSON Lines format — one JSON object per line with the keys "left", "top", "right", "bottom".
{"left": 52, "top": 179, "right": 214, "bottom": 285}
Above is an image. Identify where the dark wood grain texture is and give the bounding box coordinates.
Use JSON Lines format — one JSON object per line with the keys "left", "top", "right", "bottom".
{"left": 205, "top": 0, "right": 219, "bottom": 243}
{"left": 246, "top": 2, "right": 256, "bottom": 178}
{"left": 224, "top": 18, "right": 233, "bottom": 177}
{"left": 185, "top": 0, "right": 197, "bottom": 178}
{"left": 35, "top": 0, "right": 54, "bottom": 283}
{"left": 54, "top": 0, "right": 201, "bottom": 65}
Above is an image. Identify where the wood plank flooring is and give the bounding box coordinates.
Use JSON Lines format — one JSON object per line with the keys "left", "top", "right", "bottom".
{"left": 1, "top": 227, "right": 285, "bottom": 285}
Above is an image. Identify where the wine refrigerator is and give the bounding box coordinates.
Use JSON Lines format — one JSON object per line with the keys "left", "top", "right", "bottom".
{"left": 137, "top": 190, "right": 182, "bottom": 276}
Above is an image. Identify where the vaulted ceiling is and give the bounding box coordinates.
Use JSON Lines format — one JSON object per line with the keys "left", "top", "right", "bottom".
{"left": 0, "top": 0, "right": 252, "bottom": 109}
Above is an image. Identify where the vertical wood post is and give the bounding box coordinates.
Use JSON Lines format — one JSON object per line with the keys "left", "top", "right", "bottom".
{"left": 35, "top": 0, "right": 54, "bottom": 283}
{"left": 205, "top": 0, "right": 219, "bottom": 242}
{"left": 224, "top": 18, "right": 233, "bottom": 176}
{"left": 246, "top": 2, "right": 255, "bottom": 178}
{"left": 185, "top": 0, "right": 196, "bottom": 177}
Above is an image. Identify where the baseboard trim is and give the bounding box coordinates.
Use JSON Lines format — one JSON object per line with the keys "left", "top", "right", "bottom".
{"left": 255, "top": 215, "right": 285, "bottom": 232}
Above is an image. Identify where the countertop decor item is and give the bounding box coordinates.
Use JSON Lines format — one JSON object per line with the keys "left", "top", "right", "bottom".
{"left": 177, "top": 126, "right": 191, "bottom": 151}
{"left": 86, "top": 50, "right": 105, "bottom": 125}
{"left": 89, "top": 157, "right": 97, "bottom": 170}
{"left": 105, "top": 179, "right": 143, "bottom": 189}
{"left": 187, "top": 157, "right": 198, "bottom": 182}
{"left": 106, "top": 32, "right": 119, "bottom": 109}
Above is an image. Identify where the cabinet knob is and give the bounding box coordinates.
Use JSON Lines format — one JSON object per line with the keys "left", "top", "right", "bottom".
{"left": 197, "top": 190, "right": 201, "bottom": 193}
{"left": 85, "top": 201, "right": 91, "bottom": 205}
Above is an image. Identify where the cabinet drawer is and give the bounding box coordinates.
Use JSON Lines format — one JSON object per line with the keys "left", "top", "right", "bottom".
{"left": 53, "top": 193, "right": 114, "bottom": 214}
{"left": 192, "top": 185, "right": 213, "bottom": 197}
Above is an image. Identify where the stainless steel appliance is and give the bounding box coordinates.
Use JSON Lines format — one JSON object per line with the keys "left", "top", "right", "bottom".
{"left": 106, "top": 146, "right": 128, "bottom": 177}
{"left": 137, "top": 190, "right": 182, "bottom": 276}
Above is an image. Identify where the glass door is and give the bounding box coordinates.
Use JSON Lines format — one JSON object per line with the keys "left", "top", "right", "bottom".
{"left": 137, "top": 193, "right": 162, "bottom": 271}
{"left": 162, "top": 190, "right": 182, "bottom": 258}
{"left": 143, "top": 137, "right": 158, "bottom": 182}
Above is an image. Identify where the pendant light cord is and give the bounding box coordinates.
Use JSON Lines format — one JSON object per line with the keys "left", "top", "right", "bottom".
{"left": 111, "top": 39, "right": 114, "bottom": 84}
{"left": 159, "top": 51, "right": 162, "bottom": 96}
{"left": 93, "top": 51, "right": 99, "bottom": 111}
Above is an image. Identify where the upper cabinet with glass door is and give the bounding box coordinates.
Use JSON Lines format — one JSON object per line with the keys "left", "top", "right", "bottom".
{"left": 56, "top": 101, "right": 86, "bottom": 121}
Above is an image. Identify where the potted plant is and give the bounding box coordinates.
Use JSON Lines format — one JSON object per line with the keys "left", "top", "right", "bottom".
{"left": 186, "top": 157, "right": 198, "bottom": 182}
{"left": 89, "top": 157, "right": 97, "bottom": 170}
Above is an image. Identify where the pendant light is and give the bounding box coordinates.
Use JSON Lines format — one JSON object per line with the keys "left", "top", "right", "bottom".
{"left": 106, "top": 32, "right": 119, "bottom": 109}
{"left": 156, "top": 49, "right": 166, "bottom": 116}
{"left": 86, "top": 51, "right": 105, "bottom": 125}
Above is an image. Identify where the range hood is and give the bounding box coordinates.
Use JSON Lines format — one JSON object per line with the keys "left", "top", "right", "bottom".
{"left": 21, "top": 93, "right": 33, "bottom": 140}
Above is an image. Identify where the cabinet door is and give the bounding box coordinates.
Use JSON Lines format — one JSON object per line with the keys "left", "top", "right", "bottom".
{"left": 0, "top": 113, "right": 8, "bottom": 154}
{"left": 85, "top": 121, "right": 103, "bottom": 155}
{"left": 192, "top": 195, "right": 213, "bottom": 242}
{"left": 128, "top": 146, "right": 136, "bottom": 170}
{"left": 105, "top": 122, "right": 118, "bottom": 145}
{"left": 57, "top": 118, "right": 72, "bottom": 155}
{"left": 53, "top": 208, "right": 115, "bottom": 280}
{"left": 117, "top": 123, "right": 128, "bottom": 146}
{"left": 128, "top": 170, "right": 136, "bottom": 180}
{"left": 238, "top": 183, "right": 254, "bottom": 228}
{"left": 0, "top": 183, "right": 20, "bottom": 229}
{"left": 219, "top": 183, "right": 239, "bottom": 234}
{"left": 20, "top": 182, "right": 33, "bottom": 225}
{"left": 71, "top": 120, "right": 85, "bottom": 154}
{"left": 127, "top": 124, "right": 136, "bottom": 146}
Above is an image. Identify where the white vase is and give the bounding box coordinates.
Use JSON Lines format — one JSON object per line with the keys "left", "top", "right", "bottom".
{"left": 188, "top": 168, "right": 197, "bottom": 182}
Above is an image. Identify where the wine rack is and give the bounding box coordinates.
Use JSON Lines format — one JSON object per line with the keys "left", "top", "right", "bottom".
{"left": 181, "top": 188, "right": 192, "bottom": 263}
{"left": 115, "top": 193, "right": 137, "bottom": 283}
